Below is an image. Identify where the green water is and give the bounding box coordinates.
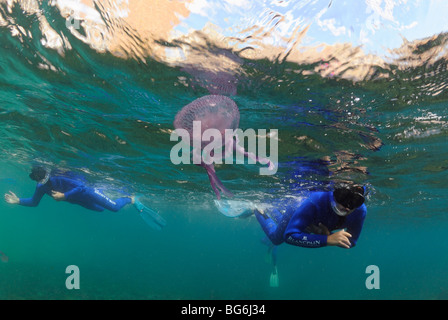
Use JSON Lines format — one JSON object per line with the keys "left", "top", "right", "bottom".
{"left": 2, "top": 189, "right": 448, "bottom": 299}
{"left": 0, "top": 1, "right": 447, "bottom": 300}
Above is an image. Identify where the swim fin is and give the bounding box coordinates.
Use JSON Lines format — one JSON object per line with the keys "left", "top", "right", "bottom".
{"left": 264, "top": 244, "right": 275, "bottom": 265}
{"left": 269, "top": 266, "right": 279, "bottom": 288}
{"left": 214, "top": 199, "right": 256, "bottom": 218}
{"left": 134, "top": 198, "right": 166, "bottom": 231}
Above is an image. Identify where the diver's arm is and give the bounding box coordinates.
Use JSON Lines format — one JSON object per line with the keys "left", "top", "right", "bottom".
{"left": 54, "top": 177, "right": 85, "bottom": 201}
{"left": 344, "top": 205, "right": 367, "bottom": 248}
{"left": 16, "top": 185, "right": 47, "bottom": 207}
{"left": 62, "top": 186, "right": 84, "bottom": 201}
{"left": 285, "top": 229, "right": 328, "bottom": 248}
{"left": 284, "top": 202, "right": 328, "bottom": 248}
{"left": 305, "top": 222, "right": 353, "bottom": 249}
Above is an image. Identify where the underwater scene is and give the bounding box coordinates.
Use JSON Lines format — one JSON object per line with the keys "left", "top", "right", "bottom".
{"left": 0, "top": 0, "right": 447, "bottom": 300}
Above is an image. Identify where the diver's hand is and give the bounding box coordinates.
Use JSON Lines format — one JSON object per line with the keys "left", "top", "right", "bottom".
{"left": 327, "top": 229, "right": 352, "bottom": 249}
{"left": 51, "top": 191, "right": 66, "bottom": 201}
{"left": 4, "top": 191, "right": 19, "bottom": 204}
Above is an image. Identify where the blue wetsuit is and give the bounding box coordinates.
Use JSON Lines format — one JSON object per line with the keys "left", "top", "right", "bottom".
{"left": 19, "top": 176, "right": 131, "bottom": 212}
{"left": 255, "top": 192, "right": 367, "bottom": 248}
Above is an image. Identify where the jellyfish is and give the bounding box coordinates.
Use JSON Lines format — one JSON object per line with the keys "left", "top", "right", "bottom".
{"left": 173, "top": 95, "right": 273, "bottom": 199}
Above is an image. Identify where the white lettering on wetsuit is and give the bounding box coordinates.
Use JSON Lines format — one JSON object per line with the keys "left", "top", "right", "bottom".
{"left": 286, "top": 235, "right": 322, "bottom": 247}
{"left": 94, "top": 188, "right": 116, "bottom": 205}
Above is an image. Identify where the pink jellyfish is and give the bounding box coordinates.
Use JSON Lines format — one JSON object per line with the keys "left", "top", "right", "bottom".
{"left": 173, "top": 95, "right": 273, "bottom": 199}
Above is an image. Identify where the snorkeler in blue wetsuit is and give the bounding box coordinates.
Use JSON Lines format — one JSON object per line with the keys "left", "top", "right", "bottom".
{"left": 4, "top": 166, "right": 166, "bottom": 230}
{"left": 255, "top": 184, "right": 367, "bottom": 249}
{"left": 215, "top": 183, "right": 367, "bottom": 286}
{"left": 4, "top": 166, "right": 134, "bottom": 212}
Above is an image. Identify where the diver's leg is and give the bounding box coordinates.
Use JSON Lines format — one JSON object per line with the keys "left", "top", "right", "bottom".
{"left": 88, "top": 188, "right": 132, "bottom": 212}
{"left": 271, "top": 245, "right": 278, "bottom": 266}
{"left": 269, "top": 245, "right": 279, "bottom": 287}
{"left": 255, "top": 208, "right": 284, "bottom": 245}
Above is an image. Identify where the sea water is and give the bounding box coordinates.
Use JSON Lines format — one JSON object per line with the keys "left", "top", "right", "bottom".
{"left": 0, "top": 0, "right": 447, "bottom": 300}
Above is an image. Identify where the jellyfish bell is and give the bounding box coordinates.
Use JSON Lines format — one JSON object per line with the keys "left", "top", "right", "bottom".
{"left": 174, "top": 95, "right": 240, "bottom": 138}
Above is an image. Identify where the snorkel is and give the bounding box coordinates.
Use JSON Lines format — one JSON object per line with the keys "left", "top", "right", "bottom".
{"left": 39, "top": 171, "right": 50, "bottom": 185}
{"left": 331, "top": 196, "right": 353, "bottom": 217}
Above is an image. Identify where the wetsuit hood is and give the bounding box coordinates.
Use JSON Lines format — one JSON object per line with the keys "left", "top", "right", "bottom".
{"left": 29, "top": 166, "right": 50, "bottom": 184}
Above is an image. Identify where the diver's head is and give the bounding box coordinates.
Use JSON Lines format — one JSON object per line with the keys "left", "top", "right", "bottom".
{"left": 331, "top": 184, "right": 365, "bottom": 217}
{"left": 29, "top": 166, "right": 50, "bottom": 184}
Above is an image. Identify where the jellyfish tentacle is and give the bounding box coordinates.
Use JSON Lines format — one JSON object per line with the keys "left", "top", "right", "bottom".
{"left": 207, "top": 169, "right": 221, "bottom": 199}
{"left": 200, "top": 163, "right": 234, "bottom": 199}
{"left": 212, "top": 172, "right": 234, "bottom": 198}
{"left": 233, "top": 136, "right": 273, "bottom": 169}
